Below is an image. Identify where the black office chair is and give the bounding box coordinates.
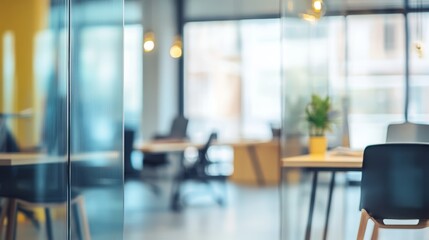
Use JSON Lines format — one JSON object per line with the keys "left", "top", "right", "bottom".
{"left": 171, "top": 132, "right": 229, "bottom": 211}
{"left": 386, "top": 122, "right": 429, "bottom": 143}
{"left": 0, "top": 162, "right": 89, "bottom": 240}
{"left": 357, "top": 143, "right": 429, "bottom": 240}
{"left": 143, "top": 116, "right": 189, "bottom": 171}
{"left": 124, "top": 129, "right": 140, "bottom": 180}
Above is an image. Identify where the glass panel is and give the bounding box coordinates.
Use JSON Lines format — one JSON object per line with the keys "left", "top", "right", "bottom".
{"left": 124, "top": 24, "right": 143, "bottom": 129}
{"left": 408, "top": 13, "right": 429, "bottom": 122}
{"left": 70, "top": 0, "right": 124, "bottom": 239}
{"left": 281, "top": 15, "right": 345, "bottom": 239}
{"left": 347, "top": 14, "right": 405, "bottom": 148}
{"left": 0, "top": 0, "right": 68, "bottom": 239}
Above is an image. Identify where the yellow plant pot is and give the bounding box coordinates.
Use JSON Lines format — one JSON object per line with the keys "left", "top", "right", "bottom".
{"left": 309, "top": 136, "right": 327, "bottom": 155}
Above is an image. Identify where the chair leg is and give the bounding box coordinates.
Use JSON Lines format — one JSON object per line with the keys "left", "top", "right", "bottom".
{"left": 5, "top": 199, "right": 17, "bottom": 240}
{"left": 371, "top": 224, "right": 379, "bottom": 240}
{"left": 74, "top": 196, "right": 91, "bottom": 240}
{"left": 45, "top": 208, "right": 53, "bottom": 240}
{"left": 170, "top": 177, "right": 183, "bottom": 211}
{"left": 357, "top": 209, "right": 370, "bottom": 240}
{"left": 0, "top": 199, "right": 10, "bottom": 238}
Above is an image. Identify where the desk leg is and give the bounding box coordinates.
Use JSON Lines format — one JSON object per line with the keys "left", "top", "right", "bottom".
{"left": 305, "top": 171, "right": 318, "bottom": 240}
{"left": 323, "top": 172, "right": 336, "bottom": 240}
{"left": 247, "top": 145, "right": 265, "bottom": 186}
{"left": 171, "top": 153, "right": 185, "bottom": 211}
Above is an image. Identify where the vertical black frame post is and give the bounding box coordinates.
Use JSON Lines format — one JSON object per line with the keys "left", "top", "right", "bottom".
{"left": 404, "top": 0, "right": 410, "bottom": 122}
{"left": 176, "top": 0, "right": 185, "bottom": 116}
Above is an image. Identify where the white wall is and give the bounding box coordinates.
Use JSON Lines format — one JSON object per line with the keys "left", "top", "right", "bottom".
{"left": 141, "top": 0, "right": 178, "bottom": 140}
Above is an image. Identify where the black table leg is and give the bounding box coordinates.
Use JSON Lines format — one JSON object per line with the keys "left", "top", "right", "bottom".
{"left": 305, "top": 171, "right": 318, "bottom": 240}
{"left": 247, "top": 145, "right": 265, "bottom": 186}
{"left": 323, "top": 172, "right": 336, "bottom": 240}
{"left": 170, "top": 153, "right": 185, "bottom": 211}
{"left": 45, "top": 208, "right": 53, "bottom": 240}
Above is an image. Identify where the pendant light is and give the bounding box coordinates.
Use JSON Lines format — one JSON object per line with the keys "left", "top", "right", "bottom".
{"left": 143, "top": 31, "right": 155, "bottom": 52}
{"left": 170, "top": 36, "right": 183, "bottom": 58}
{"left": 143, "top": 0, "right": 156, "bottom": 53}
{"left": 300, "top": 0, "right": 326, "bottom": 23}
{"left": 414, "top": 0, "right": 424, "bottom": 58}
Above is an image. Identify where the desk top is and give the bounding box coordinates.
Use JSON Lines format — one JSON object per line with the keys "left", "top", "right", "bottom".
{"left": 0, "top": 151, "right": 119, "bottom": 166}
{"left": 135, "top": 139, "right": 276, "bottom": 153}
{"left": 282, "top": 151, "right": 363, "bottom": 169}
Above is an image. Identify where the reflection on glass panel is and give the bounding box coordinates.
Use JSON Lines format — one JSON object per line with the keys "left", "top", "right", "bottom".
{"left": 347, "top": 14, "right": 405, "bottom": 148}
{"left": 0, "top": 0, "right": 68, "bottom": 239}
{"left": 124, "top": 25, "right": 143, "bottom": 129}
{"left": 70, "top": 0, "right": 123, "bottom": 239}
{"left": 282, "top": 17, "right": 345, "bottom": 152}
{"left": 408, "top": 13, "right": 429, "bottom": 123}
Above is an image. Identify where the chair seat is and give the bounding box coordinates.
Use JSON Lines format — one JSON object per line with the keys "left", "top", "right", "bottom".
{"left": 11, "top": 188, "right": 81, "bottom": 204}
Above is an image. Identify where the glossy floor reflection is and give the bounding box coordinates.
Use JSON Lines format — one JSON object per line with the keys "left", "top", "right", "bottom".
{"left": 124, "top": 180, "right": 280, "bottom": 240}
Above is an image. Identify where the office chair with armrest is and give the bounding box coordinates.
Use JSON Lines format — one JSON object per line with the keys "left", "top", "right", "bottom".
{"left": 386, "top": 122, "right": 429, "bottom": 143}
{"left": 347, "top": 122, "right": 429, "bottom": 186}
{"left": 124, "top": 129, "right": 140, "bottom": 180}
{"left": 143, "top": 116, "right": 189, "bottom": 170}
{"left": 0, "top": 162, "right": 89, "bottom": 240}
{"left": 171, "top": 132, "right": 229, "bottom": 211}
{"left": 357, "top": 143, "right": 429, "bottom": 240}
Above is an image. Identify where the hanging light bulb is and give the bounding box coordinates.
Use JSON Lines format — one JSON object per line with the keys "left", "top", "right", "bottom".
{"left": 143, "top": 31, "right": 155, "bottom": 53}
{"left": 300, "top": 0, "right": 326, "bottom": 23}
{"left": 414, "top": 0, "right": 425, "bottom": 58}
{"left": 170, "top": 36, "right": 182, "bottom": 59}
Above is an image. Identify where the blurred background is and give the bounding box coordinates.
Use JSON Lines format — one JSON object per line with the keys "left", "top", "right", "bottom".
{"left": 3, "top": 0, "right": 429, "bottom": 239}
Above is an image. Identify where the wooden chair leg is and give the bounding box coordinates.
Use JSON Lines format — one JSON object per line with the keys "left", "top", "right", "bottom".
{"left": 371, "top": 224, "right": 379, "bottom": 240}
{"left": 0, "top": 199, "right": 10, "bottom": 238}
{"left": 357, "top": 209, "right": 371, "bottom": 240}
{"left": 74, "top": 196, "right": 91, "bottom": 240}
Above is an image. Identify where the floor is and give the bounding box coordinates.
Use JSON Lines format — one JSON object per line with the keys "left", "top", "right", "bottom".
{"left": 11, "top": 172, "right": 429, "bottom": 239}
{"left": 124, "top": 180, "right": 280, "bottom": 240}
{"left": 124, "top": 172, "right": 429, "bottom": 240}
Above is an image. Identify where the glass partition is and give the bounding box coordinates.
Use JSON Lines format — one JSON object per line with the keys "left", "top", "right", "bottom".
{"left": 0, "top": 0, "right": 69, "bottom": 239}
{"left": 0, "top": 0, "right": 124, "bottom": 239}
{"left": 281, "top": 1, "right": 427, "bottom": 239}
{"left": 70, "top": 0, "right": 124, "bottom": 239}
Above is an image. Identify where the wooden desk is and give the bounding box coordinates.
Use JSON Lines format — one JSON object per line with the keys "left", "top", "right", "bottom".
{"left": 282, "top": 151, "right": 363, "bottom": 240}
{"left": 0, "top": 151, "right": 119, "bottom": 166}
{"left": 136, "top": 139, "right": 277, "bottom": 186}
{"left": 282, "top": 152, "right": 363, "bottom": 169}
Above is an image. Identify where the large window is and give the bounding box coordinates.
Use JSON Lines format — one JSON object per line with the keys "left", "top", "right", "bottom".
{"left": 347, "top": 14, "right": 405, "bottom": 148}
{"left": 184, "top": 19, "right": 281, "bottom": 141}
{"left": 408, "top": 13, "right": 429, "bottom": 123}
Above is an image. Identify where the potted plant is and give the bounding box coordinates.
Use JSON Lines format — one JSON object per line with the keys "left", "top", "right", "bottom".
{"left": 305, "top": 94, "right": 334, "bottom": 155}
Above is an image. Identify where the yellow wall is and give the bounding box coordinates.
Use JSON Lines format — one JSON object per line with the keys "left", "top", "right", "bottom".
{"left": 0, "top": 0, "right": 48, "bottom": 147}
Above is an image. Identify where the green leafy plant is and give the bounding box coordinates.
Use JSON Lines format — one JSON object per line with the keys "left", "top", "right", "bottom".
{"left": 305, "top": 94, "right": 333, "bottom": 136}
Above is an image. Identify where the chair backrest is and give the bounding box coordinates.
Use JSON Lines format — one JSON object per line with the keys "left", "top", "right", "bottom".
{"left": 386, "top": 122, "right": 429, "bottom": 143}
{"left": 198, "top": 132, "right": 217, "bottom": 165}
{"left": 360, "top": 143, "right": 429, "bottom": 220}
{"left": 169, "top": 116, "right": 189, "bottom": 139}
{"left": 124, "top": 129, "right": 135, "bottom": 174}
